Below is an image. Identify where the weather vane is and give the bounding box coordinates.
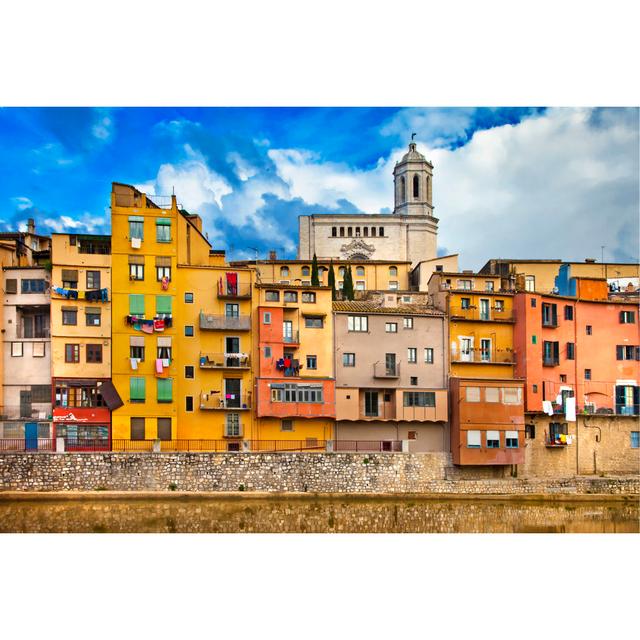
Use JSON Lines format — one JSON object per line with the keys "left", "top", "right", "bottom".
{"left": 411, "top": 132, "right": 417, "bottom": 141}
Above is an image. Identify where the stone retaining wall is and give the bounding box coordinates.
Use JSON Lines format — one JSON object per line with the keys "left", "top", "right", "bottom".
{"left": 1, "top": 452, "right": 638, "bottom": 494}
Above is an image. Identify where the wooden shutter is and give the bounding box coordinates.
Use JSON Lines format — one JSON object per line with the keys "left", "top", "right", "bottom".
{"left": 156, "top": 295, "right": 172, "bottom": 315}
{"left": 130, "top": 417, "right": 145, "bottom": 440}
{"left": 157, "top": 417, "right": 172, "bottom": 441}
{"left": 5, "top": 279, "right": 17, "bottom": 294}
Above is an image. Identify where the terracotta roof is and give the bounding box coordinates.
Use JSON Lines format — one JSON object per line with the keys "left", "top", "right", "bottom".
{"left": 332, "top": 301, "right": 444, "bottom": 316}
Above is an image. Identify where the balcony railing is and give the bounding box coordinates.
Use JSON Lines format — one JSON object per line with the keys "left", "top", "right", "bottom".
{"left": 283, "top": 331, "right": 300, "bottom": 344}
{"left": 543, "top": 357, "right": 560, "bottom": 367}
{"left": 0, "top": 438, "right": 55, "bottom": 452}
{"left": 217, "top": 282, "right": 252, "bottom": 299}
{"left": 449, "top": 306, "right": 514, "bottom": 322}
{"left": 200, "top": 392, "right": 252, "bottom": 410}
{"left": 335, "top": 440, "right": 403, "bottom": 452}
{"left": 373, "top": 362, "right": 400, "bottom": 378}
{"left": 451, "top": 348, "right": 516, "bottom": 364}
{"left": 199, "top": 312, "right": 251, "bottom": 331}
{"left": 199, "top": 353, "right": 251, "bottom": 369}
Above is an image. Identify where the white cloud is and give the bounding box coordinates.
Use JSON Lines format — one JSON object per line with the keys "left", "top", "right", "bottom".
{"left": 11, "top": 196, "right": 33, "bottom": 210}
{"left": 226, "top": 151, "right": 258, "bottom": 181}
{"left": 42, "top": 212, "right": 107, "bottom": 234}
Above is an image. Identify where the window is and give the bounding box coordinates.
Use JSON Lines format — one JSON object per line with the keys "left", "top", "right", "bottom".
{"left": 566, "top": 342, "right": 575, "bottom": 360}
{"left": 505, "top": 431, "right": 519, "bottom": 448}
{"left": 461, "top": 298, "right": 470, "bottom": 309}
{"left": 280, "top": 266, "right": 290, "bottom": 278}
{"left": 130, "top": 344, "right": 145, "bottom": 361}
{"left": 157, "top": 344, "right": 172, "bottom": 361}
{"left": 586, "top": 325, "right": 592, "bottom": 335}
{"left": 306, "top": 355, "right": 317, "bottom": 370}
{"left": 560, "top": 374, "right": 567, "bottom": 383}
{"left": 494, "top": 299, "right": 504, "bottom": 312}
{"left": 339, "top": 227, "right": 345, "bottom": 237}
{"left": 486, "top": 431, "right": 500, "bottom": 448}
{"left": 356, "top": 266, "right": 365, "bottom": 277}
{"left": 408, "top": 431, "right": 417, "bottom": 440}
{"left": 129, "top": 294, "right": 145, "bottom": 316}
{"left": 410, "top": 377, "right": 418, "bottom": 386}
{"left": 23, "top": 279, "right": 47, "bottom": 293}
{"left": 503, "top": 387, "right": 522, "bottom": 405}
{"left": 457, "top": 279, "right": 472, "bottom": 290}
{"left": 130, "top": 417, "right": 145, "bottom": 441}
{"left": 157, "top": 378, "right": 173, "bottom": 403}
{"left": 403, "top": 393, "right": 436, "bottom": 408}
{"left": 130, "top": 377, "right": 146, "bottom": 402}
{"left": 185, "top": 292, "right": 194, "bottom": 303}
{"left": 480, "top": 339, "right": 491, "bottom": 362}
{"left": 347, "top": 227, "right": 352, "bottom": 237}
{"left": 620, "top": 311, "right": 635, "bottom": 324}
{"left": 338, "top": 267, "right": 346, "bottom": 277}
{"left": 305, "top": 316, "right": 323, "bottom": 328}
{"left": 129, "top": 218, "right": 144, "bottom": 240}
{"left": 284, "top": 291, "right": 298, "bottom": 303}
{"left": 331, "top": 227, "right": 337, "bottom": 237}
{"left": 186, "top": 396, "right": 194, "bottom": 412}
{"left": 379, "top": 227, "right": 384, "bottom": 237}
{"left": 371, "top": 227, "right": 376, "bottom": 237}
{"left": 343, "top": 353, "right": 355, "bottom": 367}
{"left": 185, "top": 366, "right": 194, "bottom": 379}
{"left": 5, "top": 278, "right": 17, "bottom": 294}
{"left": 86, "top": 271, "right": 101, "bottom": 289}
{"left": 407, "top": 348, "right": 417, "bottom": 363}
{"left": 156, "top": 295, "right": 172, "bottom": 317}
{"left": 485, "top": 387, "right": 500, "bottom": 403}
{"left": 33, "top": 342, "right": 45, "bottom": 357}
{"left": 356, "top": 280, "right": 366, "bottom": 291}
{"left": 11, "top": 342, "right": 23, "bottom": 357}
{"left": 466, "top": 430, "right": 481, "bottom": 448}
{"left": 543, "top": 341, "right": 559, "bottom": 366}
{"left": 156, "top": 218, "right": 172, "bottom": 243}
{"left": 616, "top": 345, "right": 640, "bottom": 360}
{"left": 631, "top": 432, "right": 639, "bottom": 449}
{"left": 466, "top": 387, "right": 481, "bottom": 402}
{"left": 272, "top": 383, "right": 324, "bottom": 404}
{"left": 281, "top": 419, "right": 294, "bottom": 432}
{"left": 424, "top": 348, "right": 434, "bottom": 364}
{"left": 347, "top": 315, "right": 368, "bottom": 332}
{"left": 157, "top": 417, "right": 172, "bottom": 441}
{"left": 403, "top": 317, "right": 413, "bottom": 329}
{"left": 525, "top": 424, "right": 536, "bottom": 440}
{"left": 532, "top": 335, "right": 537, "bottom": 345}
{"left": 389, "top": 266, "right": 398, "bottom": 277}
{"left": 385, "top": 322, "right": 398, "bottom": 333}
{"left": 302, "top": 292, "right": 316, "bottom": 303}
{"left": 532, "top": 384, "right": 538, "bottom": 393}
{"left": 412, "top": 174, "right": 419, "bottom": 198}
{"left": 364, "top": 391, "right": 379, "bottom": 417}
{"left": 62, "top": 309, "right": 77, "bottom": 325}
{"left": 264, "top": 346, "right": 272, "bottom": 358}
{"left": 263, "top": 311, "right": 271, "bottom": 324}
{"left": 129, "top": 263, "right": 144, "bottom": 280}
{"left": 85, "top": 310, "right": 101, "bottom": 326}
{"left": 542, "top": 303, "right": 558, "bottom": 327}
{"left": 531, "top": 298, "right": 537, "bottom": 308}
{"left": 265, "top": 290, "right": 280, "bottom": 302}
{"left": 388, "top": 281, "right": 398, "bottom": 290}
{"left": 584, "top": 369, "right": 592, "bottom": 380}
{"left": 184, "top": 325, "right": 194, "bottom": 337}
{"left": 86, "top": 344, "right": 102, "bottom": 363}
{"left": 564, "top": 305, "right": 574, "bottom": 320}
{"left": 65, "top": 344, "right": 80, "bottom": 363}
{"left": 156, "top": 265, "right": 171, "bottom": 282}
{"left": 525, "top": 276, "right": 535, "bottom": 292}
{"left": 485, "top": 281, "right": 494, "bottom": 291}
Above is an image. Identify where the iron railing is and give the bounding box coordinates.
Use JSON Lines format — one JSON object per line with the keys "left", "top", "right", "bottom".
{"left": 282, "top": 331, "right": 300, "bottom": 344}
{"left": 0, "top": 438, "right": 55, "bottom": 452}
{"left": 248, "top": 439, "right": 326, "bottom": 452}
{"left": 199, "top": 313, "right": 251, "bottom": 331}
{"left": 449, "top": 306, "right": 514, "bottom": 322}
{"left": 199, "top": 352, "right": 251, "bottom": 369}
{"left": 451, "top": 348, "right": 516, "bottom": 364}
{"left": 335, "top": 440, "right": 403, "bottom": 452}
{"left": 373, "top": 362, "right": 400, "bottom": 378}
{"left": 200, "top": 393, "right": 252, "bottom": 410}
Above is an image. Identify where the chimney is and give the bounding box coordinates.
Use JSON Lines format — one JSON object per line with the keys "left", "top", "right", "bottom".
{"left": 269, "top": 250, "right": 277, "bottom": 261}
{"left": 27, "top": 218, "right": 35, "bottom": 235}
{"left": 585, "top": 258, "right": 596, "bottom": 263}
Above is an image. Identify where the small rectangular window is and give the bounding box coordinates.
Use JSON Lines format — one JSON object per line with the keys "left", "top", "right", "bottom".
{"left": 620, "top": 311, "right": 636, "bottom": 324}
{"left": 129, "top": 294, "right": 145, "bottom": 316}
{"left": 129, "top": 218, "right": 144, "bottom": 240}
{"left": 11, "top": 342, "right": 23, "bottom": 357}
{"left": 466, "top": 387, "right": 481, "bottom": 402}
{"left": 505, "top": 431, "right": 519, "bottom": 448}
{"left": 343, "top": 353, "right": 356, "bottom": 367}
{"left": 65, "top": 344, "right": 80, "bottom": 363}
{"left": 281, "top": 419, "right": 294, "bottom": 432}
{"left": 304, "top": 316, "right": 323, "bottom": 328}
{"left": 347, "top": 316, "right": 368, "bottom": 332}
{"left": 485, "top": 387, "right": 500, "bottom": 403}
{"left": 130, "top": 417, "right": 145, "bottom": 440}
{"left": 407, "top": 347, "right": 417, "bottom": 363}
{"left": 385, "top": 322, "right": 398, "bottom": 333}
{"left": 564, "top": 305, "right": 574, "bottom": 320}
{"left": 302, "top": 292, "right": 316, "bottom": 303}
{"left": 566, "top": 342, "right": 575, "bottom": 360}
{"left": 185, "top": 366, "right": 194, "bottom": 379}
{"left": 156, "top": 218, "right": 172, "bottom": 243}
{"left": 185, "top": 325, "right": 194, "bottom": 337}
{"left": 263, "top": 311, "right": 271, "bottom": 324}
{"left": 486, "top": 430, "right": 500, "bottom": 448}
{"left": 525, "top": 424, "right": 536, "bottom": 440}
{"left": 531, "top": 298, "right": 537, "bottom": 308}
{"left": 403, "top": 317, "right": 414, "bottom": 329}
{"left": 157, "top": 417, "right": 172, "bottom": 440}
{"left": 502, "top": 387, "right": 522, "bottom": 405}
{"left": 130, "top": 377, "right": 146, "bottom": 402}
{"left": 85, "top": 311, "right": 101, "bottom": 326}
{"left": 86, "top": 270, "right": 101, "bottom": 290}
{"left": 424, "top": 347, "right": 434, "bottom": 364}
{"left": 586, "top": 325, "right": 592, "bottom": 335}
{"left": 32, "top": 342, "right": 45, "bottom": 357}
{"left": 186, "top": 396, "right": 194, "bottom": 412}
{"left": 466, "top": 430, "right": 481, "bottom": 448}
{"left": 306, "top": 355, "right": 317, "bottom": 370}
{"left": 532, "top": 335, "right": 537, "bottom": 345}
{"left": 62, "top": 309, "right": 77, "bottom": 325}
{"left": 184, "top": 292, "right": 194, "bottom": 303}
{"left": 410, "top": 376, "right": 418, "bottom": 386}
{"left": 631, "top": 432, "right": 639, "bottom": 449}
{"left": 86, "top": 344, "right": 103, "bottom": 363}
{"left": 265, "top": 290, "right": 280, "bottom": 302}
{"left": 284, "top": 291, "right": 298, "bottom": 303}
{"left": 129, "top": 263, "right": 144, "bottom": 280}
{"left": 157, "top": 378, "right": 173, "bottom": 403}
{"left": 584, "top": 369, "right": 592, "bottom": 380}
{"left": 264, "top": 346, "right": 272, "bottom": 358}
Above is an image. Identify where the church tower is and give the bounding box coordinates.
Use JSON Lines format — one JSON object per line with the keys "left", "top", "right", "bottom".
{"left": 393, "top": 141, "right": 434, "bottom": 217}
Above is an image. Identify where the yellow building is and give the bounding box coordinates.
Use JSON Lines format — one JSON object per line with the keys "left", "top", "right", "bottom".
{"left": 231, "top": 257, "right": 413, "bottom": 293}
{"left": 110, "top": 183, "right": 255, "bottom": 450}
{"left": 429, "top": 271, "right": 516, "bottom": 379}
{"left": 50, "top": 233, "right": 115, "bottom": 447}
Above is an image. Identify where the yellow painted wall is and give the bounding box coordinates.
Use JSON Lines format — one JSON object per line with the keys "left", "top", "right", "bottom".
{"left": 254, "top": 417, "right": 334, "bottom": 444}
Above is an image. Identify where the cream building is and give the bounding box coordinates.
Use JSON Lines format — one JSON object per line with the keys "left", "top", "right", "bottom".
{"left": 298, "top": 142, "right": 439, "bottom": 267}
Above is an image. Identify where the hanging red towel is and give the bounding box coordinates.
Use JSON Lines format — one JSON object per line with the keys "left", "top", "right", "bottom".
{"left": 226, "top": 272, "right": 238, "bottom": 295}
{"left": 154, "top": 319, "right": 165, "bottom": 332}
{"left": 283, "top": 357, "right": 292, "bottom": 369}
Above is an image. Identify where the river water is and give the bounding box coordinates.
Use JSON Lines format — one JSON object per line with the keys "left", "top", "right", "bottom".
{"left": 0, "top": 496, "right": 637, "bottom": 533}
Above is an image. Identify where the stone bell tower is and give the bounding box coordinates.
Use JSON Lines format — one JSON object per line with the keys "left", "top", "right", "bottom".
{"left": 393, "top": 141, "right": 434, "bottom": 217}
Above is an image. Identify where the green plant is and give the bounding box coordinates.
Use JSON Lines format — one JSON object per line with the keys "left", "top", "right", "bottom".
{"left": 168, "top": 483, "right": 178, "bottom": 491}
{"left": 94, "top": 486, "right": 107, "bottom": 491}
{"left": 328, "top": 260, "right": 336, "bottom": 300}
{"left": 363, "top": 457, "right": 370, "bottom": 464}
{"left": 343, "top": 265, "right": 355, "bottom": 300}
{"left": 238, "top": 484, "right": 245, "bottom": 491}
{"left": 311, "top": 253, "right": 320, "bottom": 286}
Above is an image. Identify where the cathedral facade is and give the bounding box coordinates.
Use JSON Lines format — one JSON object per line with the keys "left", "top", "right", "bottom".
{"left": 297, "top": 142, "right": 439, "bottom": 266}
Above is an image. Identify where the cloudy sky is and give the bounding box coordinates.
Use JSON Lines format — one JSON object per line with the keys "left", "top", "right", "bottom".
{"left": 0, "top": 107, "right": 637, "bottom": 269}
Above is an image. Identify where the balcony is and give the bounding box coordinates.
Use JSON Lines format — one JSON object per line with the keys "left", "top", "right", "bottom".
{"left": 282, "top": 331, "right": 300, "bottom": 345}
{"left": 200, "top": 392, "right": 252, "bottom": 410}
{"left": 373, "top": 362, "right": 400, "bottom": 378}
{"left": 543, "top": 357, "right": 560, "bottom": 367}
{"left": 199, "top": 352, "right": 251, "bottom": 370}
{"left": 199, "top": 312, "right": 251, "bottom": 331}
{"left": 449, "top": 306, "right": 514, "bottom": 322}
{"left": 217, "top": 281, "right": 252, "bottom": 300}
{"left": 451, "top": 348, "right": 516, "bottom": 364}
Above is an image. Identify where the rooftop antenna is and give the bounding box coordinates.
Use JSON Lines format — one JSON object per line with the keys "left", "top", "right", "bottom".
{"left": 248, "top": 247, "right": 259, "bottom": 261}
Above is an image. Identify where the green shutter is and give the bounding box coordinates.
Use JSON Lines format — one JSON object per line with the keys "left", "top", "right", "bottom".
{"left": 129, "top": 294, "right": 145, "bottom": 316}
{"left": 157, "top": 378, "right": 173, "bottom": 403}
{"left": 130, "top": 377, "right": 146, "bottom": 401}
{"left": 156, "top": 295, "right": 173, "bottom": 315}
{"left": 155, "top": 218, "right": 172, "bottom": 226}
{"left": 128, "top": 216, "right": 144, "bottom": 222}
{"left": 532, "top": 335, "right": 537, "bottom": 345}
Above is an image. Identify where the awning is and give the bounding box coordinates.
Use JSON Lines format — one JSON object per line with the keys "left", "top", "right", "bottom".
{"left": 155, "top": 256, "right": 171, "bottom": 266}
{"left": 99, "top": 380, "right": 124, "bottom": 411}
{"left": 61, "top": 269, "right": 78, "bottom": 280}
{"left": 130, "top": 336, "right": 145, "bottom": 347}
{"left": 61, "top": 305, "right": 78, "bottom": 312}
{"left": 128, "top": 255, "right": 145, "bottom": 264}
{"left": 157, "top": 337, "right": 172, "bottom": 347}
{"left": 85, "top": 306, "right": 101, "bottom": 314}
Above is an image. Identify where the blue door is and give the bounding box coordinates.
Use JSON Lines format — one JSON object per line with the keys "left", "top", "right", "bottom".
{"left": 25, "top": 422, "right": 38, "bottom": 451}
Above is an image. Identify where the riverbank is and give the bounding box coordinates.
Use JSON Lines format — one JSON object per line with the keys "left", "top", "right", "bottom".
{"left": 1, "top": 452, "right": 638, "bottom": 495}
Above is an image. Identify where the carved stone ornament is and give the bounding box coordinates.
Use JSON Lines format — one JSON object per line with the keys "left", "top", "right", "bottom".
{"left": 340, "top": 238, "right": 375, "bottom": 260}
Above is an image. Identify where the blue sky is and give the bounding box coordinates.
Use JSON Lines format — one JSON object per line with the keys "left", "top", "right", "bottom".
{"left": 0, "top": 107, "right": 637, "bottom": 268}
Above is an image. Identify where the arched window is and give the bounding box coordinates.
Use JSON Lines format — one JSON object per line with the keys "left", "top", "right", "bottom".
{"left": 426, "top": 176, "right": 430, "bottom": 201}
{"left": 371, "top": 227, "right": 376, "bottom": 237}
{"left": 379, "top": 227, "right": 384, "bottom": 237}
{"left": 331, "top": 227, "right": 337, "bottom": 237}
{"left": 389, "top": 266, "right": 398, "bottom": 277}
{"left": 413, "top": 174, "right": 419, "bottom": 198}
{"left": 363, "top": 227, "right": 368, "bottom": 237}
{"left": 400, "top": 176, "right": 406, "bottom": 201}
{"left": 356, "top": 266, "right": 365, "bottom": 277}
{"left": 280, "top": 266, "right": 289, "bottom": 278}
{"left": 339, "top": 227, "right": 345, "bottom": 237}
{"left": 355, "top": 227, "right": 360, "bottom": 236}
{"left": 348, "top": 227, "right": 353, "bottom": 237}
{"left": 318, "top": 267, "right": 326, "bottom": 277}
{"left": 301, "top": 266, "right": 310, "bottom": 277}
{"left": 338, "top": 267, "right": 346, "bottom": 277}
